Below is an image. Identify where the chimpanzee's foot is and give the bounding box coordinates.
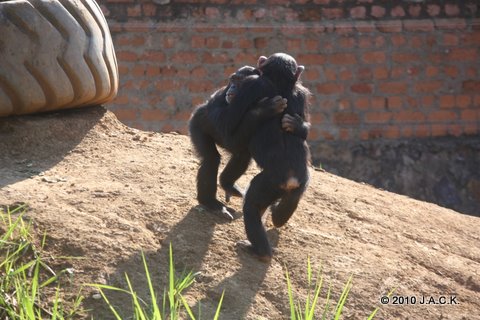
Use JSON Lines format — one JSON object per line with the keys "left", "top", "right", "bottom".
{"left": 198, "top": 198, "right": 236, "bottom": 220}
{"left": 235, "top": 240, "right": 272, "bottom": 263}
{"left": 223, "top": 185, "right": 244, "bottom": 203}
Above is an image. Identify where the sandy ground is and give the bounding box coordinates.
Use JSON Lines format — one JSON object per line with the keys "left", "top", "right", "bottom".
{"left": 0, "top": 106, "right": 479, "bottom": 319}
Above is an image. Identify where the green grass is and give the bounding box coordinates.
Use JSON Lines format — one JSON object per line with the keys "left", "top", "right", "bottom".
{"left": 89, "top": 243, "right": 224, "bottom": 320}
{"left": 0, "top": 204, "right": 84, "bottom": 319}
{"left": 286, "top": 257, "right": 384, "bottom": 320}
{"left": 2, "top": 204, "right": 385, "bottom": 319}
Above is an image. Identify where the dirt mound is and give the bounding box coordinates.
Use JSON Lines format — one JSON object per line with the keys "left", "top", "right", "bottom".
{"left": 0, "top": 106, "right": 479, "bottom": 319}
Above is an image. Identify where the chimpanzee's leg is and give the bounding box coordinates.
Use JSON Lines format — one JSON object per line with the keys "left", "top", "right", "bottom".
{"left": 271, "top": 186, "right": 305, "bottom": 228}
{"left": 240, "top": 171, "right": 281, "bottom": 262}
{"left": 190, "top": 116, "right": 233, "bottom": 218}
{"left": 219, "top": 152, "right": 251, "bottom": 202}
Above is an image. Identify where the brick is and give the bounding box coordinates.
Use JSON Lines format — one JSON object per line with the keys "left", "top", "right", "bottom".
{"left": 431, "top": 124, "right": 448, "bottom": 136}
{"left": 355, "top": 97, "right": 369, "bottom": 110}
{"left": 410, "top": 36, "right": 424, "bottom": 48}
{"left": 304, "top": 39, "right": 319, "bottom": 51}
{"left": 444, "top": 66, "right": 458, "bottom": 78}
{"left": 298, "top": 54, "right": 327, "bottom": 64}
{"left": 384, "top": 126, "right": 400, "bottom": 139}
{"left": 388, "top": 96, "right": 403, "bottom": 109}
{"left": 339, "top": 128, "right": 350, "bottom": 140}
{"left": 334, "top": 112, "right": 360, "bottom": 125}
{"left": 113, "top": 95, "right": 129, "bottom": 105}
{"left": 304, "top": 68, "right": 320, "bottom": 81}
{"left": 143, "top": 3, "right": 156, "bottom": 16}
{"left": 365, "top": 112, "right": 392, "bottom": 123}
{"left": 362, "top": 51, "right": 386, "bottom": 64}
{"left": 206, "top": 37, "right": 220, "bottom": 48}
{"left": 373, "top": 67, "right": 388, "bottom": 79}
{"left": 131, "top": 65, "right": 145, "bottom": 77}
{"left": 155, "top": 79, "right": 180, "bottom": 91}
{"left": 425, "top": 66, "right": 439, "bottom": 77}
{"left": 415, "top": 81, "right": 442, "bottom": 93}
{"left": 462, "top": 80, "right": 480, "bottom": 93}
{"left": 391, "top": 5, "right": 405, "bottom": 17}
{"left": 172, "top": 52, "right": 197, "bottom": 63}
{"left": 115, "top": 35, "right": 146, "bottom": 46}
{"left": 465, "top": 123, "right": 478, "bottom": 135}
{"left": 404, "top": 20, "right": 434, "bottom": 32}
{"left": 253, "top": 37, "right": 267, "bottom": 49}
{"left": 191, "top": 66, "right": 208, "bottom": 78}
{"left": 428, "top": 111, "right": 457, "bottom": 121}
{"left": 371, "top": 5, "right": 386, "bottom": 18}
{"left": 448, "top": 48, "right": 477, "bottom": 61}
{"left": 466, "top": 67, "right": 478, "bottom": 78}
{"left": 351, "top": 83, "right": 373, "bottom": 94}
{"left": 422, "top": 96, "right": 435, "bottom": 108}
{"left": 357, "top": 68, "right": 372, "bottom": 80}
{"left": 163, "top": 37, "right": 176, "bottom": 48}
{"left": 339, "top": 69, "right": 353, "bottom": 81}
{"left": 113, "top": 108, "right": 137, "bottom": 121}
{"left": 323, "top": 68, "right": 337, "bottom": 81}
{"left": 339, "top": 37, "right": 355, "bottom": 48}
{"left": 456, "top": 95, "right": 472, "bottom": 108}
{"left": 408, "top": 4, "right": 422, "bottom": 17}
{"left": 127, "top": 4, "right": 141, "bottom": 17}
{"left": 355, "top": 21, "right": 376, "bottom": 33}
{"left": 159, "top": 66, "right": 177, "bottom": 77}
{"left": 189, "top": 80, "right": 214, "bottom": 93}
{"left": 401, "top": 126, "right": 415, "bottom": 138}
{"left": 392, "top": 52, "right": 418, "bottom": 63}
{"left": 391, "top": 34, "right": 406, "bottom": 46}
{"left": 434, "top": 19, "right": 467, "bottom": 30}
{"left": 350, "top": 6, "right": 366, "bottom": 19}
{"left": 427, "top": 4, "right": 441, "bottom": 17}
{"left": 203, "top": 52, "right": 231, "bottom": 64}
{"left": 461, "top": 109, "right": 478, "bottom": 121}
{"left": 317, "top": 83, "right": 344, "bottom": 94}
{"left": 443, "top": 34, "right": 459, "bottom": 46}
{"left": 439, "top": 95, "right": 455, "bottom": 108}
{"left": 379, "top": 82, "right": 407, "bottom": 94}
{"left": 464, "top": 32, "right": 480, "bottom": 46}
{"left": 376, "top": 20, "right": 402, "bottom": 33}
{"left": 116, "top": 51, "right": 137, "bottom": 61}
{"left": 141, "top": 109, "right": 169, "bottom": 121}
{"left": 415, "top": 125, "right": 430, "bottom": 137}
{"left": 222, "top": 40, "right": 233, "bottom": 49}
{"left": 371, "top": 97, "right": 386, "bottom": 109}
{"left": 394, "top": 111, "right": 425, "bottom": 122}
{"left": 142, "top": 51, "right": 166, "bottom": 62}
{"left": 447, "top": 124, "right": 463, "bottom": 137}
{"left": 392, "top": 67, "right": 405, "bottom": 79}
{"left": 322, "top": 8, "right": 344, "bottom": 19}
{"left": 164, "top": 96, "right": 176, "bottom": 108}
{"left": 205, "top": 7, "right": 220, "bottom": 19}
{"left": 329, "top": 53, "right": 357, "bottom": 65}
{"left": 445, "top": 4, "right": 460, "bottom": 16}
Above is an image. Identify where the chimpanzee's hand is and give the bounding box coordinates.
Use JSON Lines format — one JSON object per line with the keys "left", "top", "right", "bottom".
{"left": 256, "top": 96, "right": 287, "bottom": 116}
{"left": 282, "top": 113, "right": 303, "bottom": 132}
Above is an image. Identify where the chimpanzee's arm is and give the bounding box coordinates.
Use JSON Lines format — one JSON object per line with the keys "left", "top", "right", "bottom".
{"left": 224, "top": 96, "right": 287, "bottom": 149}
{"left": 220, "top": 77, "right": 272, "bottom": 137}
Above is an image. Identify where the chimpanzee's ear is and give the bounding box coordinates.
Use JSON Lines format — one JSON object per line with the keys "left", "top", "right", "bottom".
{"left": 295, "top": 65, "right": 305, "bottom": 80}
{"left": 257, "top": 56, "right": 268, "bottom": 68}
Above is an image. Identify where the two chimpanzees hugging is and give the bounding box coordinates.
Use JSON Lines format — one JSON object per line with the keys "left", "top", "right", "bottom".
{"left": 189, "top": 53, "right": 311, "bottom": 262}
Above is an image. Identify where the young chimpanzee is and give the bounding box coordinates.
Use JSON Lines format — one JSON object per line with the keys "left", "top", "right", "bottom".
{"left": 189, "top": 66, "right": 308, "bottom": 219}
{"left": 222, "top": 53, "right": 311, "bottom": 262}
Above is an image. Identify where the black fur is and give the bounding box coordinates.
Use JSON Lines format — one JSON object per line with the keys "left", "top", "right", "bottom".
{"left": 223, "top": 53, "right": 311, "bottom": 261}
{"left": 189, "top": 66, "right": 293, "bottom": 216}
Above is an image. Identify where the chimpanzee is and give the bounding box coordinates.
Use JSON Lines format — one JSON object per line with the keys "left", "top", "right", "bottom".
{"left": 222, "top": 53, "right": 311, "bottom": 262}
{"left": 189, "top": 65, "right": 308, "bottom": 219}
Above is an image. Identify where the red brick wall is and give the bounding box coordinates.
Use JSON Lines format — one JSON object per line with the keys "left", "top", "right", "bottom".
{"left": 99, "top": 0, "right": 480, "bottom": 142}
